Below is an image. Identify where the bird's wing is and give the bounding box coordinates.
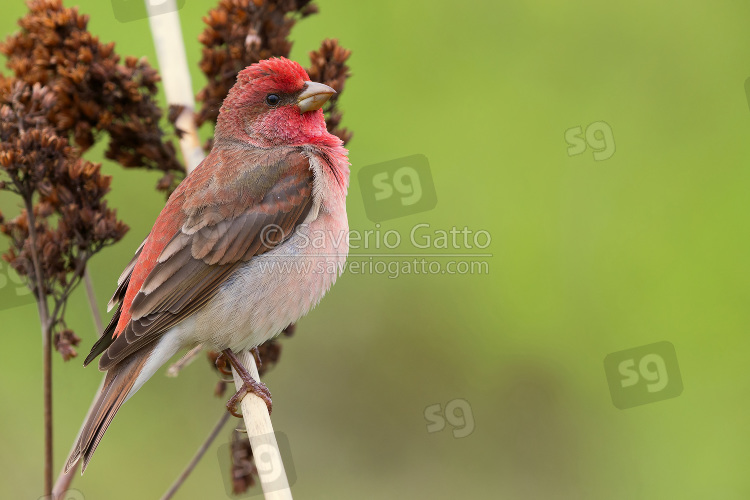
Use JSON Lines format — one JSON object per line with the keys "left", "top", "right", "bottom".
{"left": 87, "top": 146, "right": 315, "bottom": 371}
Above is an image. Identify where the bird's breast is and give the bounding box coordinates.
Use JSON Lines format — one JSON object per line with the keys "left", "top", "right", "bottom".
{"left": 191, "top": 206, "right": 348, "bottom": 352}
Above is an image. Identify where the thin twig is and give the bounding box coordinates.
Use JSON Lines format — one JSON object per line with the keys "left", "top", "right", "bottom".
{"left": 42, "top": 316, "right": 52, "bottom": 497}
{"left": 83, "top": 269, "right": 103, "bottom": 332}
{"left": 160, "top": 411, "right": 232, "bottom": 500}
{"left": 23, "top": 197, "right": 53, "bottom": 496}
{"left": 49, "top": 257, "right": 87, "bottom": 323}
{"left": 167, "top": 344, "right": 204, "bottom": 377}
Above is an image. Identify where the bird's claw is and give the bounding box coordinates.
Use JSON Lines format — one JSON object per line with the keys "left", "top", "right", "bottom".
{"left": 251, "top": 346, "right": 262, "bottom": 370}
{"left": 226, "top": 392, "right": 245, "bottom": 418}
{"left": 226, "top": 379, "right": 273, "bottom": 417}
{"left": 214, "top": 351, "right": 234, "bottom": 377}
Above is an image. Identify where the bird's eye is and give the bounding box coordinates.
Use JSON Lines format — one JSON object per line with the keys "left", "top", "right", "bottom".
{"left": 266, "top": 94, "right": 281, "bottom": 106}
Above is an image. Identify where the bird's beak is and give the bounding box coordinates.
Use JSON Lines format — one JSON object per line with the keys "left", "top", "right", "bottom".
{"left": 297, "top": 81, "right": 336, "bottom": 113}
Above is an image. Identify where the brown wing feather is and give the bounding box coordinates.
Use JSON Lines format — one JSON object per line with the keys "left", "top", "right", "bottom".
{"left": 97, "top": 150, "right": 313, "bottom": 371}
{"left": 107, "top": 238, "right": 146, "bottom": 311}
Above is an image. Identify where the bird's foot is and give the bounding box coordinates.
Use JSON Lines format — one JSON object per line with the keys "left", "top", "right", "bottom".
{"left": 214, "top": 351, "right": 234, "bottom": 378}
{"left": 226, "top": 379, "right": 273, "bottom": 417}
{"left": 221, "top": 348, "right": 273, "bottom": 417}
{"left": 251, "top": 346, "right": 262, "bottom": 370}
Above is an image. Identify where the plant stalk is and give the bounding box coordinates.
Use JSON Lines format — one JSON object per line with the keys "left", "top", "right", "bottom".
{"left": 24, "top": 197, "right": 53, "bottom": 496}
{"left": 231, "top": 351, "right": 292, "bottom": 500}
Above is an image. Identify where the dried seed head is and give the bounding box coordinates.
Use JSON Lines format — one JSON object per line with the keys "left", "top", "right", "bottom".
{"left": 1, "top": 0, "right": 185, "bottom": 193}
{"left": 0, "top": 78, "right": 128, "bottom": 359}
{"left": 306, "top": 38, "right": 353, "bottom": 144}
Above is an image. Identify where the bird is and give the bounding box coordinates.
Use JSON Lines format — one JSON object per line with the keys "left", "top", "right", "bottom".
{"left": 65, "top": 57, "right": 350, "bottom": 473}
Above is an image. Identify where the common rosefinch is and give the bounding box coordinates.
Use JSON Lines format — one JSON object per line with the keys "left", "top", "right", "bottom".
{"left": 65, "top": 57, "right": 349, "bottom": 472}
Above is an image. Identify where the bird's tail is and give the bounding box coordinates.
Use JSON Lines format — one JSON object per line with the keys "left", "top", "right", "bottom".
{"left": 65, "top": 343, "right": 156, "bottom": 474}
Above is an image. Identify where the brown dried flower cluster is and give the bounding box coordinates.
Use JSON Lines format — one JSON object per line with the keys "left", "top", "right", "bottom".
{"left": 1, "top": 0, "right": 184, "bottom": 193}
{"left": 229, "top": 428, "right": 258, "bottom": 493}
{"left": 0, "top": 80, "right": 128, "bottom": 358}
{"left": 55, "top": 329, "right": 82, "bottom": 362}
{"left": 307, "top": 39, "right": 353, "bottom": 144}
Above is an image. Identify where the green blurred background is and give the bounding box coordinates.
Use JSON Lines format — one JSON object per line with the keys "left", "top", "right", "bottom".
{"left": 2, "top": 0, "right": 750, "bottom": 498}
